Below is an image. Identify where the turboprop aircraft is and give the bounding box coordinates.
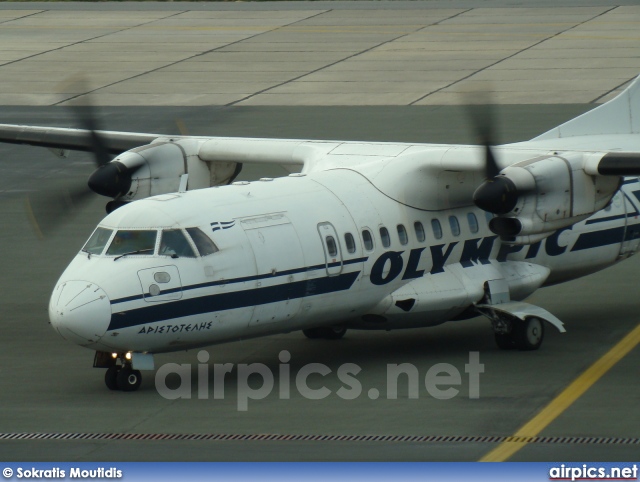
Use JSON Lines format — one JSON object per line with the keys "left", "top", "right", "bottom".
{"left": 1, "top": 76, "right": 640, "bottom": 392}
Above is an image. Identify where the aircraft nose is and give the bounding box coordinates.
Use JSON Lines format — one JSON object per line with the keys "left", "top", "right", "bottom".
{"left": 49, "top": 281, "right": 111, "bottom": 346}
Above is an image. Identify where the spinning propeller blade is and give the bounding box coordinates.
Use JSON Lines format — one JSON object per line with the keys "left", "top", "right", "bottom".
{"left": 464, "top": 89, "right": 527, "bottom": 215}
{"left": 24, "top": 77, "right": 133, "bottom": 237}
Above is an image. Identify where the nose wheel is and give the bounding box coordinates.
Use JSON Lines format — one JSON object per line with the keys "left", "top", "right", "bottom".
{"left": 117, "top": 367, "right": 142, "bottom": 391}
{"left": 105, "top": 366, "right": 119, "bottom": 390}
{"left": 105, "top": 365, "right": 142, "bottom": 391}
{"left": 104, "top": 365, "right": 142, "bottom": 392}
{"left": 95, "top": 351, "right": 151, "bottom": 392}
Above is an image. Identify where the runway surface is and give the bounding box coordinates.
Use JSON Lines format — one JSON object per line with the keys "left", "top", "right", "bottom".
{"left": 0, "top": 2, "right": 639, "bottom": 106}
{"left": 0, "top": 1, "right": 638, "bottom": 463}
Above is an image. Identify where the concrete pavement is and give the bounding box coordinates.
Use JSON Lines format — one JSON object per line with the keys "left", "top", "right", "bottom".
{"left": 0, "top": 3, "right": 638, "bottom": 106}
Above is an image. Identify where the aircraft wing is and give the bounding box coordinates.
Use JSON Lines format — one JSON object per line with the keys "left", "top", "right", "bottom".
{"left": 196, "top": 137, "right": 337, "bottom": 172}
{"left": 0, "top": 124, "right": 337, "bottom": 172}
{"left": 0, "top": 124, "right": 159, "bottom": 155}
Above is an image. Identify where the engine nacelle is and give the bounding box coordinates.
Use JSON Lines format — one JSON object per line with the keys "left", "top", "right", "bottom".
{"left": 90, "top": 138, "right": 242, "bottom": 205}
{"left": 476, "top": 153, "right": 621, "bottom": 245}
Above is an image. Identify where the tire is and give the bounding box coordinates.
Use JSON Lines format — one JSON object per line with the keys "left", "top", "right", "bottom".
{"left": 105, "top": 366, "right": 120, "bottom": 391}
{"left": 494, "top": 332, "right": 516, "bottom": 350}
{"left": 303, "top": 328, "right": 323, "bottom": 339}
{"left": 513, "top": 317, "right": 544, "bottom": 351}
{"left": 322, "top": 325, "right": 347, "bottom": 340}
{"left": 303, "top": 325, "right": 347, "bottom": 340}
{"left": 116, "top": 368, "right": 142, "bottom": 392}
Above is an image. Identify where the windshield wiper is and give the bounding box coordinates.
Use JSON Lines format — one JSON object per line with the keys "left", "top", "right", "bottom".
{"left": 114, "top": 249, "right": 153, "bottom": 261}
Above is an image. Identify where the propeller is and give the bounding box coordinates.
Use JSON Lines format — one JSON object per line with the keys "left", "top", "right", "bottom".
{"left": 465, "top": 91, "right": 522, "bottom": 215}
{"left": 25, "top": 185, "right": 97, "bottom": 239}
{"left": 25, "top": 78, "right": 136, "bottom": 237}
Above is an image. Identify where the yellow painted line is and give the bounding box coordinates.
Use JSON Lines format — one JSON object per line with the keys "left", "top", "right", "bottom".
{"left": 479, "top": 323, "right": 640, "bottom": 462}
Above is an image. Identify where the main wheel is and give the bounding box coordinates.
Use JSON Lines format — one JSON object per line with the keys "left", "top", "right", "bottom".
{"left": 513, "top": 317, "right": 544, "bottom": 351}
{"left": 303, "top": 328, "right": 323, "bottom": 339}
{"left": 303, "top": 325, "right": 347, "bottom": 340}
{"left": 322, "top": 325, "right": 347, "bottom": 340}
{"left": 116, "top": 368, "right": 142, "bottom": 392}
{"left": 105, "top": 366, "right": 120, "bottom": 391}
{"left": 494, "top": 332, "right": 516, "bottom": 350}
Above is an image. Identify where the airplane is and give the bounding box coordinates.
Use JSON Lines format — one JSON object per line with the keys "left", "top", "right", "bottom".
{"left": 1, "top": 75, "right": 639, "bottom": 392}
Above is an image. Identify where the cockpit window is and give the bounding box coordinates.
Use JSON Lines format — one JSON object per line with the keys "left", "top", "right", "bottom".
{"left": 82, "top": 227, "right": 113, "bottom": 255}
{"left": 160, "top": 229, "right": 196, "bottom": 258}
{"left": 106, "top": 230, "right": 157, "bottom": 256}
{"left": 186, "top": 227, "right": 219, "bottom": 257}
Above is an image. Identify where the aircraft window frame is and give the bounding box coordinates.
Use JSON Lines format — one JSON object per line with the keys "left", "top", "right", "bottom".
{"left": 344, "top": 232, "right": 356, "bottom": 254}
{"left": 414, "top": 221, "right": 426, "bottom": 243}
{"left": 449, "top": 216, "right": 461, "bottom": 237}
{"left": 106, "top": 229, "right": 158, "bottom": 257}
{"left": 326, "top": 235, "right": 338, "bottom": 257}
{"left": 431, "top": 219, "right": 443, "bottom": 240}
{"left": 397, "top": 224, "right": 408, "bottom": 245}
{"left": 82, "top": 227, "right": 114, "bottom": 255}
{"left": 159, "top": 229, "right": 196, "bottom": 258}
{"left": 467, "top": 212, "right": 479, "bottom": 234}
{"left": 186, "top": 227, "right": 219, "bottom": 257}
{"left": 380, "top": 226, "right": 391, "bottom": 248}
{"left": 362, "top": 229, "right": 374, "bottom": 251}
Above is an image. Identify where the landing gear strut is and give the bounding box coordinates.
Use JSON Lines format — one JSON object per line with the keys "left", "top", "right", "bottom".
{"left": 303, "top": 324, "right": 347, "bottom": 340}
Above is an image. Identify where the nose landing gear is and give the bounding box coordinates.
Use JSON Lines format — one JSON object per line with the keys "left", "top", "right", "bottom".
{"left": 95, "top": 351, "right": 143, "bottom": 392}
{"left": 105, "top": 365, "right": 142, "bottom": 391}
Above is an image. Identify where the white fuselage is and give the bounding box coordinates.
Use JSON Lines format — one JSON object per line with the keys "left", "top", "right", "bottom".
{"left": 48, "top": 152, "right": 640, "bottom": 354}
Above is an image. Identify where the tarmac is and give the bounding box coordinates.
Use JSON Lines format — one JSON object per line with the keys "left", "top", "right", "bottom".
{"left": 0, "top": 1, "right": 638, "bottom": 462}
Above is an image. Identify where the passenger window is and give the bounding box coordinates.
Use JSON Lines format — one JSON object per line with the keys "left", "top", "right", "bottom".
{"left": 186, "top": 227, "right": 219, "bottom": 257}
{"left": 326, "top": 236, "right": 338, "bottom": 257}
{"left": 414, "top": 221, "right": 425, "bottom": 243}
{"left": 106, "top": 230, "right": 157, "bottom": 256}
{"left": 82, "top": 227, "right": 113, "bottom": 255}
{"left": 449, "top": 216, "right": 460, "bottom": 237}
{"left": 397, "top": 224, "right": 408, "bottom": 245}
{"left": 380, "top": 227, "right": 390, "bottom": 248}
{"left": 344, "top": 233, "right": 356, "bottom": 254}
{"left": 160, "top": 229, "right": 196, "bottom": 258}
{"left": 467, "top": 213, "right": 479, "bottom": 234}
{"left": 431, "top": 219, "right": 443, "bottom": 240}
{"left": 362, "top": 229, "right": 374, "bottom": 251}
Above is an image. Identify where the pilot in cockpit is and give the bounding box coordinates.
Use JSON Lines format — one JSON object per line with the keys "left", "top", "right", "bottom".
{"left": 159, "top": 229, "right": 196, "bottom": 258}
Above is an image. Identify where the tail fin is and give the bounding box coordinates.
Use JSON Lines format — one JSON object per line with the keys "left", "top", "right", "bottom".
{"left": 533, "top": 75, "right": 640, "bottom": 141}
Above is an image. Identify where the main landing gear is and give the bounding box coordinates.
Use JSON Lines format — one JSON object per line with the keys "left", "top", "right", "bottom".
{"left": 475, "top": 282, "right": 564, "bottom": 351}
{"left": 491, "top": 315, "right": 545, "bottom": 351}
{"left": 303, "top": 324, "right": 347, "bottom": 340}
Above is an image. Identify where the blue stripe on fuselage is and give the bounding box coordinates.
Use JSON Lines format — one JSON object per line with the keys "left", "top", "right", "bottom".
{"left": 571, "top": 224, "right": 640, "bottom": 251}
{"left": 107, "top": 270, "right": 361, "bottom": 331}
{"left": 111, "top": 256, "right": 368, "bottom": 305}
{"left": 571, "top": 226, "right": 625, "bottom": 251}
